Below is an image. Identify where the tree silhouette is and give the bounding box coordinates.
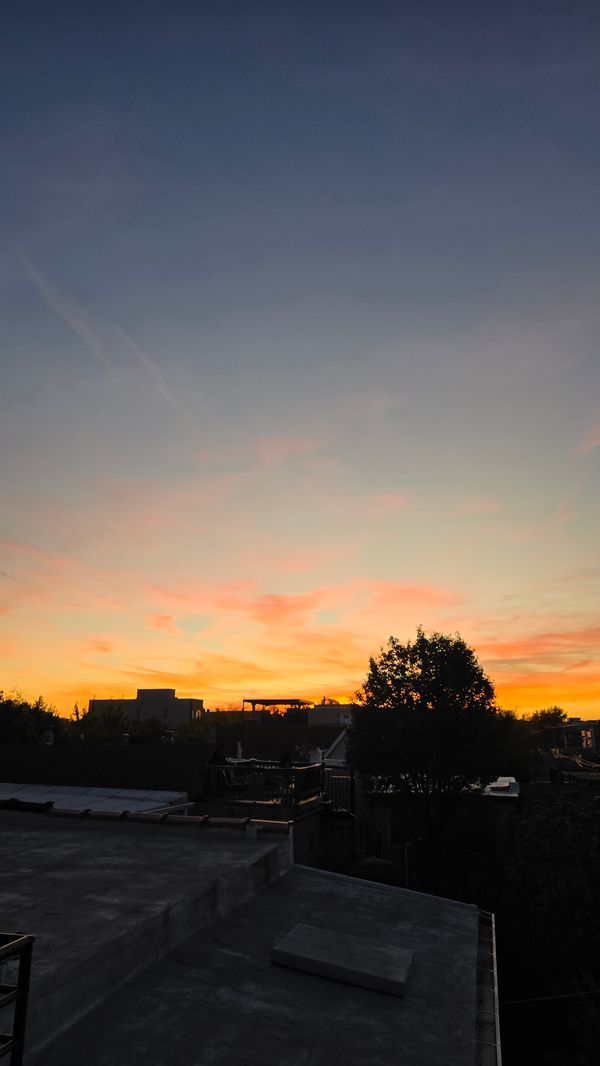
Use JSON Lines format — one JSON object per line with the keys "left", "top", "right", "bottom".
{"left": 348, "top": 627, "right": 528, "bottom": 795}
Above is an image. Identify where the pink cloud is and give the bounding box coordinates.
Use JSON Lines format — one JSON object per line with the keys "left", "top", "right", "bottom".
{"left": 145, "top": 614, "right": 181, "bottom": 636}
{"left": 0, "top": 538, "right": 129, "bottom": 614}
{"left": 143, "top": 578, "right": 460, "bottom": 645}
{"left": 193, "top": 435, "right": 323, "bottom": 476}
{"left": 550, "top": 499, "right": 575, "bottom": 526}
{"left": 248, "top": 591, "right": 324, "bottom": 626}
{"left": 145, "top": 579, "right": 256, "bottom": 614}
{"left": 367, "top": 581, "right": 460, "bottom": 610}
{"left": 478, "top": 625, "right": 600, "bottom": 664}
{"left": 253, "top": 435, "right": 321, "bottom": 471}
{"left": 578, "top": 423, "right": 600, "bottom": 454}
{"left": 367, "top": 493, "right": 410, "bottom": 517}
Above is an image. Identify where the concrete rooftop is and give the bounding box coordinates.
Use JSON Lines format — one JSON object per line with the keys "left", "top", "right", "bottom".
{"left": 0, "top": 809, "right": 290, "bottom": 1058}
{"left": 0, "top": 810, "right": 495, "bottom": 1065}
{"left": 0, "top": 781, "right": 189, "bottom": 812}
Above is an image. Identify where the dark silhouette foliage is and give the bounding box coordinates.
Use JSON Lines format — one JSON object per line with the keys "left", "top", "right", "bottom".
{"left": 526, "top": 705, "right": 568, "bottom": 750}
{"left": 0, "top": 690, "right": 66, "bottom": 743}
{"left": 348, "top": 627, "right": 530, "bottom": 795}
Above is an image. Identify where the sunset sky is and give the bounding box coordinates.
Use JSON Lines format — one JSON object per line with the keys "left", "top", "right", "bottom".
{"left": 1, "top": 2, "right": 599, "bottom": 717}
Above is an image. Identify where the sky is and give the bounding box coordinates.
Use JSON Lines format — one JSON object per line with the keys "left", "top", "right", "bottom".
{"left": 1, "top": 1, "right": 599, "bottom": 717}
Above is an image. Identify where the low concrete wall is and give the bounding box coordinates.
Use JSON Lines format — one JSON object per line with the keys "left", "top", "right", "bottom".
{"left": 0, "top": 743, "right": 213, "bottom": 798}
{"left": 26, "top": 833, "right": 292, "bottom": 1059}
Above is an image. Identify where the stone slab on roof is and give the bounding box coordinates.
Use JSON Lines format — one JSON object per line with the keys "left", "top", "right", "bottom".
{"left": 272, "top": 920, "right": 414, "bottom": 995}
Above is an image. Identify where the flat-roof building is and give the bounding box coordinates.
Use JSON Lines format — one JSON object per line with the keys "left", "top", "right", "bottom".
{"left": 88, "top": 688, "right": 204, "bottom": 728}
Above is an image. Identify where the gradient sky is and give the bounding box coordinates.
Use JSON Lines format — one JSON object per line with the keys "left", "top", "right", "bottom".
{"left": 1, "top": 1, "right": 599, "bottom": 716}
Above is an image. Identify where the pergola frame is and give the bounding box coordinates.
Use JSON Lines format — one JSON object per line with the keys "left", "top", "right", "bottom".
{"left": 241, "top": 697, "right": 312, "bottom": 720}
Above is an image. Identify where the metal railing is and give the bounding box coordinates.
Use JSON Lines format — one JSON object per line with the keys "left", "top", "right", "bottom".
{"left": 0, "top": 933, "right": 34, "bottom": 1066}
{"left": 206, "top": 762, "right": 323, "bottom": 810}
{"left": 323, "top": 768, "right": 354, "bottom": 812}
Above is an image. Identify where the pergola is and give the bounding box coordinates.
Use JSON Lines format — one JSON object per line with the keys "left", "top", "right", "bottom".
{"left": 241, "top": 698, "right": 312, "bottom": 719}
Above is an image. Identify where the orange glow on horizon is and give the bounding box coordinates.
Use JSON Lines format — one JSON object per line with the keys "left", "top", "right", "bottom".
{"left": 32, "top": 667, "right": 600, "bottom": 723}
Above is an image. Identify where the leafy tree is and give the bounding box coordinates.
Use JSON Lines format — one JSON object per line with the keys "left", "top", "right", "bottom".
{"left": 526, "top": 706, "right": 567, "bottom": 750}
{"left": 174, "top": 718, "right": 211, "bottom": 742}
{"left": 72, "top": 702, "right": 131, "bottom": 741}
{"left": 348, "top": 627, "right": 530, "bottom": 795}
{"left": 529, "top": 706, "right": 568, "bottom": 725}
{"left": 0, "top": 690, "right": 67, "bottom": 742}
{"left": 129, "top": 717, "right": 165, "bottom": 742}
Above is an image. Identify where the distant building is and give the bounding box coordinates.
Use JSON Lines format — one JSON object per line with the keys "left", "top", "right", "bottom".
{"left": 88, "top": 688, "right": 204, "bottom": 728}
{"left": 560, "top": 718, "right": 600, "bottom": 750}
{"left": 308, "top": 702, "right": 355, "bottom": 727}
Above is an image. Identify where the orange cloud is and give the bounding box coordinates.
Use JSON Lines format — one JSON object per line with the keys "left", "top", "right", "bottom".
{"left": 477, "top": 625, "right": 600, "bottom": 664}
{"left": 85, "top": 637, "right": 114, "bottom": 655}
{"left": 145, "top": 614, "right": 181, "bottom": 636}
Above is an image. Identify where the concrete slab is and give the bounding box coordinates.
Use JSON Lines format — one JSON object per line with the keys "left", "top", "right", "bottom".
{"left": 272, "top": 920, "right": 414, "bottom": 996}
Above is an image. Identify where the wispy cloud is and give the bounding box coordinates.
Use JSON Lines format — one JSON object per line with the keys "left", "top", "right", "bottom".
{"left": 478, "top": 624, "right": 600, "bottom": 661}
{"left": 22, "top": 256, "right": 114, "bottom": 371}
{"left": 0, "top": 537, "right": 127, "bottom": 614}
{"left": 109, "top": 325, "right": 189, "bottom": 416}
{"left": 22, "top": 255, "right": 189, "bottom": 414}
{"left": 142, "top": 576, "right": 459, "bottom": 636}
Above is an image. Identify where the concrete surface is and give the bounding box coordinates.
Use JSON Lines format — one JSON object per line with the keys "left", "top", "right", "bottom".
{"left": 0, "top": 810, "right": 290, "bottom": 1058}
{"left": 37, "top": 864, "right": 481, "bottom": 1066}
{"left": 271, "top": 921, "right": 414, "bottom": 996}
{"left": 0, "top": 782, "right": 189, "bottom": 812}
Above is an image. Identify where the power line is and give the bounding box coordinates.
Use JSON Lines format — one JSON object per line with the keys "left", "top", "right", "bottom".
{"left": 501, "top": 988, "right": 600, "bottom": 1006}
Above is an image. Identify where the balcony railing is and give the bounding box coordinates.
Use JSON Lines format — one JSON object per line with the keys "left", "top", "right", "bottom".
{"left": 206, "top": 762, "right": 323, "bottom": 811}
{"left": 0, "top": 932, "right": 35, "bottom": 1066}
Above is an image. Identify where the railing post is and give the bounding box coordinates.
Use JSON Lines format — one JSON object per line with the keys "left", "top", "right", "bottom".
{"left": 11, "top": 937, "right": 33, "bottom": 1066}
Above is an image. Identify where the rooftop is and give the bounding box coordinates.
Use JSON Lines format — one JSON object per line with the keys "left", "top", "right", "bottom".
{"left": 0, "top": 781, "right": 189, "bottom": 813}
{"left": 0, "top": 807, "right": 498, "bottom": 1065}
